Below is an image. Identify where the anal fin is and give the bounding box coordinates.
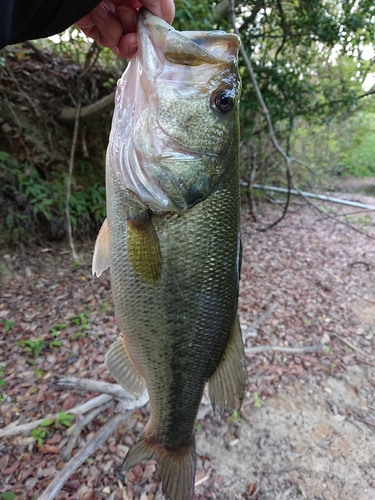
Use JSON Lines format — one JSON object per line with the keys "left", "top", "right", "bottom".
{"left": 208, "top": 316, "right": 246, "bottom": 417}
{"left": 105, "top": 336, "right": 145, "bottom": 398}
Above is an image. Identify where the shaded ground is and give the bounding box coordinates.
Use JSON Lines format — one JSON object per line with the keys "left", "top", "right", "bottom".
{"left": 1, "top": 202, "right": 375, "bottom": 499}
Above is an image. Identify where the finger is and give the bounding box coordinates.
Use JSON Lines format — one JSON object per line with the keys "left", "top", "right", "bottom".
{"left": 140, "top": 0, "right": 175, "bottom": 24}
{"left": 90, "top": 1, "right": 124, "bottom": 47}
{"left": 113, "top": 32, "right": 138, "bottom": 58}
{"left": 115, "top": 4, "right": 138, "bottom": 33}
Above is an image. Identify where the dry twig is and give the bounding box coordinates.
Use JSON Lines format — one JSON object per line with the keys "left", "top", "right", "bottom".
{"left": 245, "top": 344, "right": 324, "bottom": 355}
{"left": 66, "top": 97, "right": 81, "bottom": 261}
{"left": 38, "top": 412, "right": 130, "bottom": 500}
{"left": 332, "top": 334, "right": 375, "bottom": 360}
{"left": 242, "top": 302, "right": 279, "bottom": 340}
{"left": 61, "top": 400, "right": 113, "bottom": 462}
{"left": 0, "top": 394, "right": 112, "bottom": 438}
{"left": 53, "top": 376, "right": 149, "bottom": 407}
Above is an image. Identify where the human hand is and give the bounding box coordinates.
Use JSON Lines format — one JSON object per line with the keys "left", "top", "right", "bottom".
{"left": 76, "top": 0, "right": 175, "bottom": 58}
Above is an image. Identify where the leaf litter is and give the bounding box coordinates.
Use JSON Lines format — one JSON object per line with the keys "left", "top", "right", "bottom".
{"left": 1, "top": 203, "right": 375, "bottom": 499}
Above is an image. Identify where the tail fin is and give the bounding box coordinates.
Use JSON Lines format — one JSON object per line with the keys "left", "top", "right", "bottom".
{"left": 123, "top": 434, "right": 196, "bottom": 500}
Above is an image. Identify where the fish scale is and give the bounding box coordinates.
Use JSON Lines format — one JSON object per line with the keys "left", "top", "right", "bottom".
{"left": 93, "top": 9, "right": 245, "bottom": 500}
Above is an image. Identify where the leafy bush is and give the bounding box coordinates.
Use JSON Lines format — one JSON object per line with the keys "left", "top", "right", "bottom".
{"left": 0, "top": 151, "right": 106, "bottom": 243}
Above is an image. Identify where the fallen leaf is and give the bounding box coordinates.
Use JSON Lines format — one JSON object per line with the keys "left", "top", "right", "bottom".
{"left": 39, "top": 444, "right": 59, "bottom": 454}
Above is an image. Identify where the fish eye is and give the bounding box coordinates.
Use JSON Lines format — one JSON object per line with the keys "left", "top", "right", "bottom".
{"left": 213, "top": 89, "right": 234, "bottom": 113}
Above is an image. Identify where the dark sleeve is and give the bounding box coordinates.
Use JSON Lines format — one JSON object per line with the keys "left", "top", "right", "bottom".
{"left": 0, "top": 0, "right": 101, "bottom": 49}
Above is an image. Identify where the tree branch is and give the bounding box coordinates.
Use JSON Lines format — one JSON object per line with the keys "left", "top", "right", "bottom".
{"left": 55, "top": 93, "right": 114, "bottom": 125}
{"left": 230, "top": 0, "right": 292, "bottom": 230}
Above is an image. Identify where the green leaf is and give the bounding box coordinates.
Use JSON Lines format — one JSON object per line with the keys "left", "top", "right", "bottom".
{"left": 49, "top": 341, "right": 62, "bottom": 348}
{"left": 1, "top": 492, "right": 17, "bottom": 500}
{"left": 57, "top": 412, "right": 75, "bottom": 427}
{"left": 40, "top": 419, "right": 53, "bottom": 427}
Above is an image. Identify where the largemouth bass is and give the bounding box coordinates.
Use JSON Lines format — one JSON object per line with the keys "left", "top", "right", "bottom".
{"left": 93, "top": 9, "right": 245, "bottom": 500}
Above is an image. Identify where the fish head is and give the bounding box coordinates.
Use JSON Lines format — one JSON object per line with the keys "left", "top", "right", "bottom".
{"left": 108, "top": 9, "right": 241, "bottom": 214}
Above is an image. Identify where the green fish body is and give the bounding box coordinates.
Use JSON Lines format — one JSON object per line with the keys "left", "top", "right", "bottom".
{"left": 93, "top": 9, "right": 245, "bottom": 500}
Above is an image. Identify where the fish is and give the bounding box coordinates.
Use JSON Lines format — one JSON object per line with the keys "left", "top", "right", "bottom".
{"left": 92, "top": 9, "right": 245, "bottom": 500}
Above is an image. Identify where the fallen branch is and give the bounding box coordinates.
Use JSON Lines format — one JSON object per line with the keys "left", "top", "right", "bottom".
{"left": 195, "top": 468, "right": 212, "bottom": 487}
{"left": 54, "top": 376, "right": 129, "bottom": 397}
{"left": 62, "top": 400, "right": 113, "bottom": 462}
{"left": 248, "top": 184, "right": 375, "bottom": 210}
{"left": 245, "top": 344, "right": 324, "bottom": 355}
{"left": 38, "top": 412, "right": 130, "bottom": 500}
{"left": 0, "top": 394, "right": 112, "bottom": 438}
{"left": 294, "top": 187, "right": 375, "bottom": 239}
{"left": 242, "top": 302, "right": 279, "bottom": 340}
{"left": 53, "top": 375, "right": 149, "bottom": 407}
{"left": 56, "top": 92, "right": 114, "bottom": 125}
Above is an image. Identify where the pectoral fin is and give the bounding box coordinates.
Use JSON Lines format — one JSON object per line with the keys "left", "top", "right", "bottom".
{"left": 92, "top": 218, "right": 110, "bottom": 277}
{"left": 105, "top": 336, "right": 146, "bottom": 398}
{"left": 208, "top": 316, "right": 246, "bottom": 417}
{"left": 127, "top": 214, "right": 162, "bottom": 284}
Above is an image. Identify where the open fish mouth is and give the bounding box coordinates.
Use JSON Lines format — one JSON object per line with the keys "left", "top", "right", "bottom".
{"left": 108, "top": 9, "right": 241, "bottom": 214}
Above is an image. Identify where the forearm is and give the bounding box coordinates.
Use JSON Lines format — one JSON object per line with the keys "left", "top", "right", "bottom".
{"left": 0, "top": 0, "right": 100, "bottom": 48}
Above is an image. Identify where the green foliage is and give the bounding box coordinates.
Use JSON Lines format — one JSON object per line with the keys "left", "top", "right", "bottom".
{"left": 72, "top": 312, "right": 89, "bottom": 329}
{"left": 173, "top": 0, "right": 216, "bottom": 31}
{"left": 232, "top": 0, "right": 375, "bottom": 193}
{"left": 0, "top": 151, "right": 106, "bottom": 243}
{"left": 1, "top": 319, "right": 15, "bottom": 331}
{"left": 31, "top": 418, "right": 53, "bottom": 446}
{"left": 1, "top": 492, "right": 17, "bottom": 500}
{"left": 49, "top": 322, "right": 68, "bottom": 337}
{"left": 102, "top": 77, "right": 115, "bottom": 89}
{"left": 16, "top": 338, "right": 44, "bottom": 358}
{"left": 56, "top": 411, "right": 75, "bottom": 427}
{"left": 49, "top": 340, "right": 62, "bottom": 348}
{"left": 290, "top": 111, "right": 375, "bottom": 189}
{"left": 0, "top": 365, "right": 4, "bottom": 392}
{"left": 253, "top": 392, "right": 266, "bottom": 408}
{"left": 70, "top": 312, "right": 90, "bottom": 340}
{"left": 31, "top": 412, "right": 74, "bottom": 446}
{"left": 229, "top": 409, "right": 245, "bottom": 423}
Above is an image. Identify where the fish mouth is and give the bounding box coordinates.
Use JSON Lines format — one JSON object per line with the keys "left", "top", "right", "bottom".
{"left": 108, "top": 9, "right": 240, "bottom": 214}
{"left": 139, "top": 8, "right": 240, "bottom": 67}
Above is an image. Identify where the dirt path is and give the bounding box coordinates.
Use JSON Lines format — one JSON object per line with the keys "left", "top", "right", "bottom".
{"left": 198, "top": 364, "right": 375, "bottom": 499}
